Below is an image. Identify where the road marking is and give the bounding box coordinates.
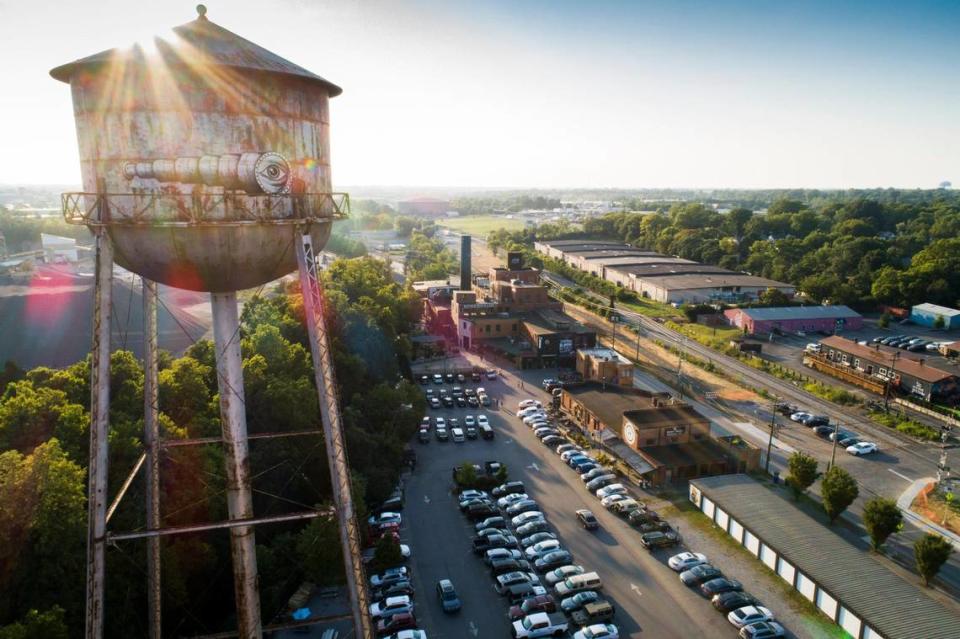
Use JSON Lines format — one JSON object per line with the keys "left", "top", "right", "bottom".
{"left": 504, "top": 439, "right": 513, "bottom": 445}
{"left": 888, "top": 468, "right": 915, "bottom": 482}
{"left": 423, "top": 495, "right": 431, "bottom": 504}
{"left": 468, "top": 621, "right": 479, "bottom": 637}
{"left": 630, "top": 583, "right": 642, "bottom": 596}
{"left": 527, "top": 462, "right": 540, "bottom": 472}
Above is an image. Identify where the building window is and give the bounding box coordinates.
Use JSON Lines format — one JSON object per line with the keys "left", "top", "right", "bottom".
{"left": 496, "top": 324, "right": 501, "bottom": 332}
{"left": 853, "top": 358, "right": 860, "bottom": 369}
{"left": 878, "top": 367, "right": 887, "bottom": 377}
{"left": 485, "top": 325, "right": 491, "bottom": 333}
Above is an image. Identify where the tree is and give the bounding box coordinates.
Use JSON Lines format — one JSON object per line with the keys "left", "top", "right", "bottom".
{"left": 862, "top": 497, "right": 903, "bottom": 551}
{"left": 914, "top": 534, "right": 953, "bottom": 586}
{"left": 821, "top": 466, "right": 859, "bottom": 524}
{"left": 786, "top": 452, "right": 818, "bottom": 500}
{"left": 368, "top": 534, "right": 403, "bottom": 575}
{"left": 878, "top": 312, "right": 890, "bottom": 328}
{"left": 758, "top": 287, "right": 791, "bottom": 308}
{"left": 0, "top": 606, "right": 68, "bottom": 639}
{"left": 454, "top": 463, "right": 478, "bottom": 488}
{"left": 934, "top": 315, "right": 946, "bottom": 330}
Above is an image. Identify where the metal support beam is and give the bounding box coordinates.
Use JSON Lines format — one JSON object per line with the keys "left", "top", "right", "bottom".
{"left": 160, "top": 429, "right": 323, "bottom": 449}
{"left": 143, "top": 279, "right": 162, "bottom": 639}
{"left": 106, "top": 453, "right": 146, "bottom": 524}
{"left": 107, "top": 509, "right": 333, "bottom": 542}
{"left": 211, "top": 292, "right": 261, "bottom": 639}
{"left": 85, "top": 228, "right": 113, "bottom": 639}
{"left": 296, "top": 230, "right": 373, "bottom": 639}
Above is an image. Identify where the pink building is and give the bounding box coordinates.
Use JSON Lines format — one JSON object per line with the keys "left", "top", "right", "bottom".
{"left": 725, "top": 305, "right": 863, "bottom": 335}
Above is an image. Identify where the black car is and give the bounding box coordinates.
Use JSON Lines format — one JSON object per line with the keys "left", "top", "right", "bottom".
{"left": 466, "top": 503, "right": 498, "bottom": 521}
{"left": 490, "top": 558, "right": 533, "bottom": 576}
{"left": 457, "top": 373, "right": 466, "bottom": 383}
{"left": 445, "top": 373, "right": 455, "bottom": 383}
{"left": 371, "top": 579, "right": 414, "bottom": 601}
{"left": 711, "top": 590, "right": 760, "bottom": 613}
{"left": 806, "top": 416, "right": 830, "bottom": 427}
{"left": 542, "top": 435, "right": 565, "bottom": 447}
{"left": 467, "top": 396, "right": 480, "bottom": 408}
{"left": 699, "top": 577, "right": 742, "bottom": 597}
{"left": 838, "top": 436, "right": 860, "bottom": 448}
{"left": 473, "top": 534, "right": 517, "bottom": 554}
{"left": 442, "top": 396, "right": 455, "bottom": 408}
{"left": 418, "top": 375, "right": 429, "bottom": 385}
{"left": 475, "top": 516, "right": 507, "bottom": 531}
{"left": 492, "top": 482, "right": 526, "bottom": 498}
{"left": 813, "top": 424, "right": 835, "bottom": 438}
{"left": 680, "top": 564, "right": 723, "bottom": 586}
{"left": 417, "top": 429, "right": 430, "bottom": 444}
{"left": 472, "top": 371, "right": 482, "bottom": 382}
{"left": 456, "top": 396, "right": 467, "bottom": 407}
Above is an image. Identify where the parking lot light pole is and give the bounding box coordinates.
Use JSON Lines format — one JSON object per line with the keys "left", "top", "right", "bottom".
{"left": 829, "top": 421, "right": 841, "bottom": 470}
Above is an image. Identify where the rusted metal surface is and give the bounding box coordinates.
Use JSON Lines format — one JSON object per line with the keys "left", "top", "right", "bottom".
{"left": 296, "top": 231, "right": 373, "bottom": 639}
{"left": 51, "top": 8, "right": 338, "bottom": 292}
{"left": 85, "top": 229, "right": 113, "bottom": 639}
{"left": 107, "top": 509, "right": 333, "bottom": 542}
{"left": 105, "top": 453, "right": 146, "bottom": 524}
{"left": 212, "top": 292, "right": 261, "bottom": 639}
{"left": 50, "top": 8, "right": 341, "bottom": 95}
{"left": 143, "top": 279, "right": 162, "bottom": 639}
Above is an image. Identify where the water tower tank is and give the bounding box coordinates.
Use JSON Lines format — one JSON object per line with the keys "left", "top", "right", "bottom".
{"left": 51, "top": 6, "right": 344, "bottom": 292}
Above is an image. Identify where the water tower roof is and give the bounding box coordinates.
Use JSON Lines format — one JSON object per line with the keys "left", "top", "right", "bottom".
{"left": 50, "top": 6, "right": 342, "bottom": 96}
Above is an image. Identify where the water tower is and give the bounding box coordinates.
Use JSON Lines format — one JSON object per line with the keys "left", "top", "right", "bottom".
{"left": 52, "top": 6, "right": 370, "bottom": 638}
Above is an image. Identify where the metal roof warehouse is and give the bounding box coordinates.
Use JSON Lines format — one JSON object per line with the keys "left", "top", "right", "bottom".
{"left": 689, "top": 474, "right": 960, "bottom": 639}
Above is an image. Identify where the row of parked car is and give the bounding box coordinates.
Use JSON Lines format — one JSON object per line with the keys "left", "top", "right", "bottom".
{"left": 779, "top": 404, "right": 878, "bottom": 456}
{"left": 425, "top": 385, "right": 492, "bottom": 410}
{"left": 516, "top": 400, "right": 683, "bottom": 550}
{"left": 872, "top": 334, "right": 948, "bottom": 353}
{"left": 418, "top": 413, "right": 493, "bottom": 443}
{"left": 667, "top": 550, "right": 786, "bottom": 638}
{"left": 419, "top": 370, "right": 497, "bottom": 385}
{"left": 457, "top": 476, "right": 620, "bottom": 638}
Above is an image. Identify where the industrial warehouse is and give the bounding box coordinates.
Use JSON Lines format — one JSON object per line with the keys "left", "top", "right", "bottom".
{"left": 689, "top": 475, "right": 960, "bottom": 639}
{"left": 534, "top": 239, "right": 795, "bottom": 304}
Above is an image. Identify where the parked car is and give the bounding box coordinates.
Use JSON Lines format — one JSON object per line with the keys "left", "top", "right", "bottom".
{"left": 639, "top": 531, "right": 680, "bottom": 550}
{"left": 518, "top": 399, "right": 541, "bottom": 409}
{"left": 484, "top": 548, "right": 523, "bottom": 565}
{"left": 517, "top": 521, "right": 552, "bottom": 538}
{"left": 572, "top": 622, "right": 619, "bottom": 639}
{"left": 789, "top": 411, "right": 812, "bottom": 422}
{"left": 506, "top": 583, "right": 549, "bottom": 606}
{"left": 465, "top": 503, "right": 498, "bottom": 520}
{"left": 612, "top": 499, "right": 642, "bottom": 517}
{"left": 813, "top": 424, "right": 835, "bottom": 438}
{"left": 712, "top": 591, "right": 760, "bottom": 613}
{"left": 576, "top": 509, "right": 600, "bottom": 530}
{"left": 542, "top": 435, "right": 565, "bottom": 447}
{"left": 668, "top": 552, "right": 708, "bottom": 572}
{"left": 498, "top": 493, "right": 530, "bottom": 509}
{"left": 560, "top": 448, "right": 585, "bottom": 462}
{"left": 544, "top": 564, "right": 584, "bottom": 586}
{"left": 596, "top": 484, "right": 627, "bottom": 500}
{"left": 727, "top": 606, "right": 775, "bottom": 629}
{"left": 554, "top": 572, "right": 602, "bottom": 597}
{"left": 495, "top": 571, "right": 538, "bottom": 595}
{"left": 473, "top": 534, "right": 518, "bottom": 554}
{"left": 847, "top": 441, "right": 878, "bottom": 456}
{"left": 557, "top": 443, "right": 579, "bottom": 455}
{"left": 377, "top": 612, "right": 417, "bottom": 636}
{"left": 508, "top": 594, "right": 558, "bottom": 621}
{"left": 417, "top": 429, "right": 430, "bottom": 444}
{"left": 475, "top": 516, "right": 507, "bottom": 531}
{"left": 512, "top": 512, "right": 547, "bottom": 528}
{"left": 435, "top": 427, "right": 448, "bottom": 441}
{"left": 739, "top": 621, "right": 786, "bottom": 639}
{"left": 493, "top": 481, "right": 526, "bottom": 497}
{"left": 506, "top": 500, "right": 540, "bottom": 517}
{"left": 585, "top": 475, "right": 617, "bottom": 492}
{"left": 477, "top": 415, "right": 490, "bottom": 427}
{"left": 491, "top": 558, "right": 534, "bottom": 577}
{"left": 510, "top": 611, "right": 568, "bottom": 638}
{"left": 369, "top": 512, "right": 402, "bottom": 528}
{"left": 679, "top": 564, "right": 723, "bottom": 586}
{"left": 581, "top": 467, "right": 611, "bottom": 482}
{"left": 521, "top": 531, "right": 558, "bottom": 548}
{"left": 369, "top": 595, "right": 413, "bottom": 620}
{"left": 600, "top": 494, "right": 627, "bottom": 509}
{"left": 829, "top": 429, "right": 857, "bottom": 442}
{"left": 371, "top": 579, "right": 414, "bottom": 601}
{"left": 370, "top": 566, "right": 409, "bottom": 587}
{"left": 534, "top": 550, "right": 574, "bottom": 573}
{"left": 700, "top": 578, "right": 742, "bottom": 597}
{"left": 525, "top": 539, "right": 562, "bottom": 560}
{"left": 435, "top": 579, "right": 461, "bottom": 613}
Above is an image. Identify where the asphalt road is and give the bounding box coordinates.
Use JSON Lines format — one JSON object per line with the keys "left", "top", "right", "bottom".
{"left": 401, "top": 375, "right": 735, "bottom": 638}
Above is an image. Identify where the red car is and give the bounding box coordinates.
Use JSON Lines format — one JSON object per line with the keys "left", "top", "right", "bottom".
{"left": 508, "top": 594, "right": 557, "bottom": 621}
{"left": 376, "top": 612, "right": 416, "bottom": 636}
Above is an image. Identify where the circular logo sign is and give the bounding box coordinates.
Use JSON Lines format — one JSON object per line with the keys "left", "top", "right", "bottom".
{"left": 624, "top": 423, "right": 638, "bottom": 447}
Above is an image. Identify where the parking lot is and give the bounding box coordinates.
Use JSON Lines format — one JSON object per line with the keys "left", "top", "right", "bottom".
{"left": 396, "top": 366, "right": 783, "bottom": 638}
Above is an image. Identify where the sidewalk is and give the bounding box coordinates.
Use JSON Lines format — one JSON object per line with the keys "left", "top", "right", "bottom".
{"left": 897, "top": 477, "right": 960, "bottom": 551}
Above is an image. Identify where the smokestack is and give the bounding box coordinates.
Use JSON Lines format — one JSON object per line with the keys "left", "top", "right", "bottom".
{"left": 460, "top": 235, "right": 472, "bottom": 291}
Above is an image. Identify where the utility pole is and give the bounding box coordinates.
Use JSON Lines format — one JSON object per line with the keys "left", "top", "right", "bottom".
{"left": 884, "top": 351, "right": 900, "bottom": 412}
{"left": 829, "top": 420, "right": 841, "bottom": 470}
{"left": 937, "top": 427, "right": 951, "bottom": 483}
{"left": 765, "top": 397, "right": 778, "bottom": 474}
{"left": 635, "top": 323, "right": 641, "bottom": 361}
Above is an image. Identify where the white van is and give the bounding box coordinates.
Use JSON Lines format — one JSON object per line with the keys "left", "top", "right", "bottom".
{"left": 554, "top": 571, "right": 602, "bottom": 596}
{"left": 451, "top": 427, "right": 465, "bottom": 443}
{"left": 804, "top": 343, "right": 821, "bottom": 354}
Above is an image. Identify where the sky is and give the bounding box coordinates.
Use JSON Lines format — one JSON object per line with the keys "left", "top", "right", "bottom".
{"left": 0, "top": 0, "right": 957, "bottom": 189}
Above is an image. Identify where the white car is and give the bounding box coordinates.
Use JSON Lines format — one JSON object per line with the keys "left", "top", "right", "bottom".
{"left": 435, "top": 417, "right": 445, "bottom": 428}
{"left": 847, "top": 442, "right": 878, "bottom": 456}
{"left": 484, "top": 548, "right": 523, "bottom": 565}
{"left": 573, "top": 624, "right": 619, "bottom": 639}
{"left": 477, "top": 414, "right": 489, "bottom": 427}
{"left": 369, "top": 594, "right": 413, "bottom": 619}
{"left": 368, "top": 512, "right": 402, "bottom": 527}
{"left": 789, "top": 411, "right": 812, "bottom": 422}
{"left": 518, "top": 399, "right": 541, "bottom": 410}
{"left": 668, "top": 552, "right": 708, "bottom": 572}
{"left": 596, "top": 484, "right": 627, "bottom": 500}
{"left": 464, "top": 415, "right": 476, "bottom": 427}
{"left": 523, "top": 413, "right": 548, "bottom": 424}
{"left": 459, "top": 489, "right": 487, "bottom": 502}
{"left": 727, "top": 605, "right": 774, "bottom": 629}
{"left": 525, "top": 539, "right": 562, "bottom": 559}
{"left": 386, "top": 631, "right": 428, "bottom": 639}
{"left": 517, "top": 406, "right": 542, "bottom": 418}
{"left": 560, "top": 448, "right": 585, "bottom": 462}
{"left": 498, "top": 493, "right": 529, "bottom": 508}
{"left": 600, "top": 493, "right": 627, "bottom": 508}
{"left": 544, "top": 564, "right": 584, "bottom": 585}
{"left": 477, "top": 387, "right": 487, "bottom": 395}
{"left": 512, "top": 511, "right": 546, "bottom": 528}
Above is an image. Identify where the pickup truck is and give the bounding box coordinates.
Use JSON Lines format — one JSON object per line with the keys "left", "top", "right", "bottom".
{"left": 571, "top": 600, "right": 615, "bottom": 626}
{"left": 511, "top": 611, "right": 569, "bottom": 638}
{"left": 639, "top": 530, "right": 680, "bottom": 550}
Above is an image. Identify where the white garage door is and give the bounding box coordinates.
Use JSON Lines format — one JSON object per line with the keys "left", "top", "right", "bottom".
{"left": 796, "top": 572, "right": 816, "bottom": 602}
{"left": 759, "top": 543, "right": 777, "bottom": 570}
{"left": 838, "top": 606, "right": 862, "bottom": 638}
{"left": 816, "top": 588, "right": 838, "bottom": 620}
{"left": 743, "top": 530, "right": 760, "bottom": 556}
{"left": 862, "top": 625, "right": 885, "bottom": 639}
{"left": 776, "top": 557, "right": 796, "bottom": 586}
{"left": 715, "top": 507, "right": 729, "bottom": 531}
{"left": 702, "top": 496, "right": 715, "bottom": 519}
{"left": 728, "top": 518, "right": 744, "bottom": 543}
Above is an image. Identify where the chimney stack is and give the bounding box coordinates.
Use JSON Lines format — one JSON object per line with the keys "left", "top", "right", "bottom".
{"left": 460, "top": 235, "right": 472, "bottom": 291}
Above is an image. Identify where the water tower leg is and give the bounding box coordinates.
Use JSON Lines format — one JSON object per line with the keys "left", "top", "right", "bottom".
{"left": 295, "top": 231, "right": 373, "bottom": 639}
{"left": 142, "top": 279, "right": 162, "bottom": 639}
{"left": 85, "top": 231, "right": 112, "bottom": 639}
{"left": 210, "top": 292, "right": 261, "bottom": 639}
